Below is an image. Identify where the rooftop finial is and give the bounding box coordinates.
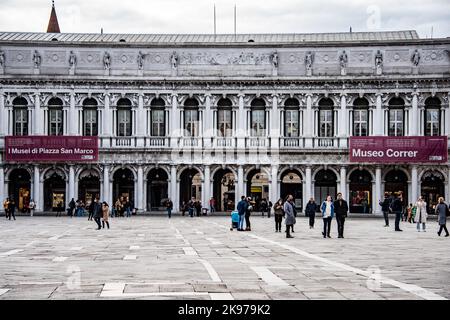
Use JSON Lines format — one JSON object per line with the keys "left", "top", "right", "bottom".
{"left": 47, "top": 0, "right": 60, "bottom": 33}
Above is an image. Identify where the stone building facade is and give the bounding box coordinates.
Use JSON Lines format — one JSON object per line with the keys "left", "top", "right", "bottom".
{"left": 0, "top": 30, "right": 449, "bottom": 214}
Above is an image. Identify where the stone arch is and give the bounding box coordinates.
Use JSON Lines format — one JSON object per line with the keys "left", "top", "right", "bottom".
{"left": 5, "top": 165, "right": 33, "bottom": 181}
{"left": 277, "top": 165, "right": 304, "bottom": 181}
{"left": 347, "top": 166, "right": 375, "bottom": 182}
{"left": 382, "top": 167, "right": 410, "bottom": 182}
{"left": 210, "top": 165, "right": 237, "bottom": 182}
{"left": 110, "top": 165, "right": 137, "bottom": 181}
{"left": 144, "top": 165, "right": 170, "bottom": 180}
{"left": 42, "top": 166, "right": 68, "bottom": 182}
{"left": 312, "top": 166, "right": 341, "bottom": 182}
{"left": 177, "top": 165, "right": 204, "bottom": 181}
{"left": 418, "top": 168, "right": 447, "bottom": 182}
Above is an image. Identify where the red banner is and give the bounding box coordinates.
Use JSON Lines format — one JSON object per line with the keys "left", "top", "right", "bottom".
{"left": 350, "top": 136, "right": 448, "bottom": 163}
{"left": 4, "top": 136, "right": 98, "bottom": 162}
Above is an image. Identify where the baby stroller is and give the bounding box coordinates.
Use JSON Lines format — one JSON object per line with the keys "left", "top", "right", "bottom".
{"left": 230, "top": 211, "right": 239, "bottom": 231}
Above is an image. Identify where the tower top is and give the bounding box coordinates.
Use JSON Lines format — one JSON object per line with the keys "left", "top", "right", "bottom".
{"left": 46, "top": 0, "right": 61, "bottom": 33}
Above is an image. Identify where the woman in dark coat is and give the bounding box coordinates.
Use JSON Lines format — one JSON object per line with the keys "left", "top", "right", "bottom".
{"left": 273, "top": 198, "right": 284, "bottom": 232}
{"left": 435, "top": 197, "right": 449, "bottom": 237}
{"left": 305, "top": 197, "right": 318, "bottom": 229}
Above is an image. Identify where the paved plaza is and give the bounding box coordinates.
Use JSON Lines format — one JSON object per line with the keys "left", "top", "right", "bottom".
{"left": 0, "top": 215, "right": 448, "bottom": 300}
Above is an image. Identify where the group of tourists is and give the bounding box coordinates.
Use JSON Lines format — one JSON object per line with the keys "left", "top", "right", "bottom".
{"left": 180, "top": 197, "right": 204, "bottom": 217}
{"left": 379, "top": 191, "right": 449, "bottom": 236}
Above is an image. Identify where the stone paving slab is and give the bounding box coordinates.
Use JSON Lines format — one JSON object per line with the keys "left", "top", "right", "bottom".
{"left": 0, "top": 216, "right": 448, "bottom": 300}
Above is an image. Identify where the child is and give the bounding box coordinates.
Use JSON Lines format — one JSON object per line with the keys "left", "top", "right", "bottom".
{"left": 230, "top": 210, "right": 239, "bottom": 231}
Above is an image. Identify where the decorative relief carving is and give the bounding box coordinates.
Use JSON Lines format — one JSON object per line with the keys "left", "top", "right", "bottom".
{"left": 350, "top": 50, "right": 372, "bottom": 64}
{"left": 7, "top": 50, "right": 31, "bottom": 64}
{"left": 44, "top": 50, "right": 67, "bottom": 65}
{"left": 79, "top": 51, "right": 101, "bottom": 65}
{"left": 422, "top": 49, "right": 446, "bottom": 62}
{"left": 178, "top": 51, "right": 272, "bottom": 65}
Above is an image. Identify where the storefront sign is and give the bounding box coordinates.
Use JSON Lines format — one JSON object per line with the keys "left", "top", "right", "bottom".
{"left": 349, "top": 136, "right": 447, "bottom": 163}
{"left": 4, "top": 136, "right": 98, "bottom": 162}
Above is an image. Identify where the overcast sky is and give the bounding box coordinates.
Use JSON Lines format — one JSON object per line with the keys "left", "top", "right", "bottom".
{"left": 0, "top": 0, "right": 449, "bottom": 38}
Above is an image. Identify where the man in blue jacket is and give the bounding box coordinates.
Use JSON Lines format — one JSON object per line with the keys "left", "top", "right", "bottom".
{"left": 237, "top": 196, "right": 248, "bottom": 231}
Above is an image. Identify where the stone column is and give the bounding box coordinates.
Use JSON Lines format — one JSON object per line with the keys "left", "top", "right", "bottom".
{"left": 446, "top": 93, "right": 450, "bottom": 136}
{"left": 204, "top": 95, "right": 212, "bottom": 148}
{"left": 447, "top": 166, "right": 450, "bottom": 202}
{"left": 33, "top": 91, "right": 43, "bottom": 135}
{"left": 103, "top": 164, "right": 110, "bottom": 208}
{"left": 237, "top": 94, "right": 245, "bottom": 149}
{"left": 305, "top": 94, "right": 313, "bottom": 147}
{"left": 411, "top": 92, "right": 419, "bottom": 136}
{"left": 137, "top": 165, "right": 144, "bottom": 212}
{"left": 0, "top": 166, "right": 4, "bottom": 213}
{"left": 69, "top": 91, "right": 77, "bottom": 135}
{"left": 170, "top": 165, "right": 178, "bottom": 213}
{"left": 373, "top": 93, "right": 383, "bottom": 136}
{"left": 304, "top": 166, "right": 312, "bottom": 210}
{"left": 203, "top": 165, "right": 211, "bottom": 208}
{"left": 375, "top": 166, "right": 382, "bottom": 215}
{"left": 101, "top": 93, "right": 111, "bottom": 148}
{"left": 339, "top": 166, "right": 347, "bottom": 200}
{"left": 270, "top": 165, "right": 279, "bottom": 203}
{"left": 68, "top": 165, "right": 75, "bottom": 203}
{"left": 170, "top": 94, "right": 179, "bottom": 148}
{"left": 136, "top": 94, "right": 144, "bottom": 147}
{"left": 270, "top": 94, "right": 279, "bottom": 149}
{"left": 339, "top": 94, "right": 348, "bottom": 147}
{"left": 411, "top": 165, "right": 418, "bottom": 204}
{"left": 237, "top": 165, "right": 244, "bottom": 208}
{"left": 33, "top": 165, "right": 41, "bottom": 211}
{"left": 0, "top": 90, "right": 6, "bottom": 136}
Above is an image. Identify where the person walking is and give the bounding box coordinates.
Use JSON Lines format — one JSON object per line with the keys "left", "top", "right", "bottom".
{"left": 321, "top": 195, "right": 334, "bottom": 238}
{"left": 334, "top": 192, "right": 348, "bottom": 238}
{"left": 390, "top": 192, "right": 404, "bottom": 232}
{"left": 88, "top": 200, "right": 94, "bottom": 221}
{"left": 379, "top": 192, "right": 391, "bottom": 227}
{"left": 93, "top": 198, "right": 102, "bottom": 230}
{"left": 166, "top": 198, "right": 173, "bottom": 219}
{"left": 124, "top": 197, "right": 132, "bottom": 218}
{"left": 306, "top": 198, "right": 318, "bottom": 229}
{"left": 283, "top": 195, "right": 296, "bottom": 238}
{"left": 415, "top": 197, "right": 427, "bottom": 232}
{"left": 188, "top": 197, "right": 195, "bottom": 217}
{"left": 435, "top": 197, "right": 449, "bottom": 237}
{"left": 101, "top": 202, "right": 110, "bottom": 229}
{"left": 209, "top": 197, "right": 216, "bottom": 213}
{"left": 56, "top": 200, "right": 63, "bottom": 217}
{"left": 245, "top": 197, "right": 253, "bottom": 231}
{"left": 114, "top": 198, "right": 122, "bottom": 218}
{"left": 273, "top": 198, "right": 284, "bottom": 232}
{"left": 260, "top": 198, "right": 268, "bottom": 217}
{"left": 29, "top": 199, "right": 36, "bottom": 217}
{"left": 268, "top": 200, "right": 273, "bottom": 218}
{"left": 69, "top": 198, "right": 76, "bottom": 218}
{"left": 3, "top": 198, "right": 10, "bottom": 219}
{"left": 237, "top": 196, "right": 248, "bottom": 231}
{"left": 8, "top": 198, "right": 16, "bottom": 221}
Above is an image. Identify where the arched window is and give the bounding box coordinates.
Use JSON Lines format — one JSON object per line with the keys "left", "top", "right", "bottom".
{"left": 217, "top": 98, "right": 232, "bottom": 137}
{"left": 352, "top": 98, "right": 369, "bottom": 136}
{"left": 13, "top": 97, "right": 29, "bottom": 136}
{"left": 318, "top": 98, "right": 334, "bottom": 137}
{"left": 388, "top": 97, "right": 405, "bottom": 136}
{"left": 117, "top": 98, "right": 132, "bottom": 137}
{"left": 424, "top": 97, "right": 441, "bottom": 136}
{"left": 184, "top": 98, "right": 199, "bottom": 137}
{"left": 151, "top": 98, "right": 165, "bottom": 137}
{"left": 251, "top": 98, "right": 266, "bottom": 137}
{"left": 48, "top": 97, "right": 63, "bottom": 136}
{"left": 83, "top": 98, "right": 98, "bottom": 136}
{"left": 284, "top": 98, "right": 300, "bottom": 137}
